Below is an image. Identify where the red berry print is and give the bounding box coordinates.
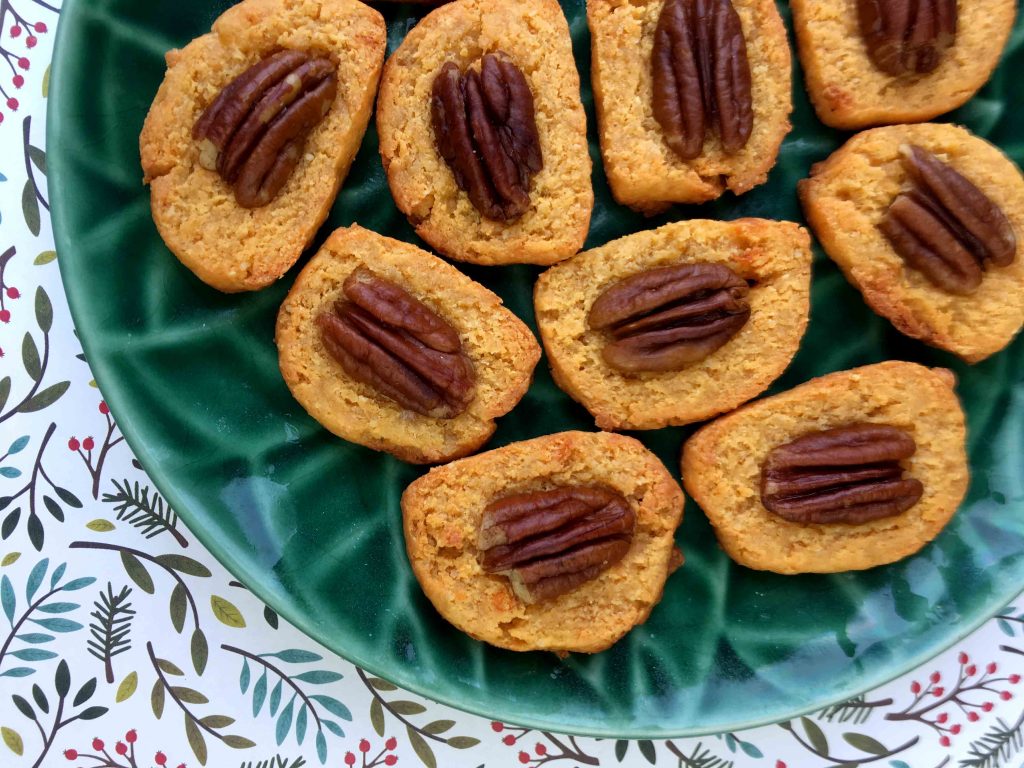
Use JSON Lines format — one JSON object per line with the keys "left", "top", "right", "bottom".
{"left": 775, "top": 762, "right": 787, "bottom": 768}
{"left": 534, "top": 743, "right": 547, "bottom": 756}
{"left": 937, "top": 712, "right": 948, "bottom": 724}
{"left": 1011, "top": 674, "right": 1021, "bottom": 684}
{"left": 359, "top": 739, "right": 370, "bottom": 753}
{"left": 1001, "top": 690, "right": 1013, "bottom": 700}
{"left": 385, "top": 737, "right": 397, "bottom": 750}
{"left": 68, "top": 437, "right": 80, "bottom": 451}
{"left": 344, "top": 753, "right": 356, "bottom": 766}
{"left": 10, "top": 25, "right": 20, "bottom": 37}
{"left": 17, "top": 57, "right": 29, "bottom": 70}
{"left": 26, "top": 36, "right": 37, "bottom": 48}
{"left": 0, "top": 309, "right": 10, "bottom": 323}
{"left": 983, "top": 702, "right": 994, "bottom": 712}
{"left": 7, "top": 97, "right": 18, "bottom": 110}
{"left": 491, "top": 722, "right": 504, "bottom": 732}
{"left": 115, "top": 741, "right": 128, "bottom": 755}
{"left": 384, "top": 757, "right": 397, "bottom": 766}
{"left": 83, "top": 437, "right": 95, "bottom": 451}
{"left": 35, "top": 21, "right": 48, "bottom": 32}
{"left": 950, "top": 724, "right": 961, "bottom": 735}
{"left": 5, "top": 287, "right": 18, "bottom": 299}
{"left": 932, "top": 687, "right": 945, "bottom": 697}
{"left": 11, "top": 74, "right": 23, "bottom": 88}
{"left": 99, "top": 401, "right": 110, "bottom": 414}
{"left": 64, "top": 750, "right": 77, "bottom": 761}
{"left": 92, "top": 738, "right": 104, "bottom": 751}
{"left": 930, "top": 671, "right": 941, "bottom": 683}
{"left": 518, "top": 752, "right": 529, "bottom": 764}
{"left": 503, "top": 734, "right": 515, "bottom": 746}
{"left": 155, "top": 753, "right": 167, "bottom": 766}
{"left": 968, "top": 711, "right": 980, "bottom": 722}
{"left": 911, "top": 681, "right": 921, "bottom": 694}
{"left": 967, "top": 664, "right": 977, "bottom": 676}
{"left": 988, "top": 662, "right": 998, "bottom": 674}
{"left": 125, "top": 729, "right": 137, "bottom": 744}
{"left": 959, "top": 652, "right": 969, "bottom": 664}
{"left": 940, "top": 735, "right": 951, "bottom": 747}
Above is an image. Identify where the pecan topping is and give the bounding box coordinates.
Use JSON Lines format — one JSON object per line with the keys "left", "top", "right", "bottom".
{"left": 193, "top": 50, "right": 338, "bottom": 208}
{"left": 857, "top": 0, "right": 957, "bottom": 76}
{"left": 587, "top": 263, "right": 751, "bottom": 373}
{"left": 430, "top": 51, "right": 543, "bottom": 222}
{"left": 879, "top": 144, "right": 1017, "bottom": 295}
{"left": 651, "top": 0, "right": 754, "bottom": 160}
{"left": 760, "top": 424, "right": 924, "bottom": 525}
{"left": 317, "top": 267, "right": 475, "bottom": 419}
{"left": 478, "top": 486, "right": 635, "bottom": 604}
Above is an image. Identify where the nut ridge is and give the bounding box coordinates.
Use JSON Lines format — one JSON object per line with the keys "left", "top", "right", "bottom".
{"left": 587, "top": 262, "right": 751, "bottom": 373}
{"left": 857, "top": 0, "right": 957, "bottom": 76}
{"left": 760, "top": 423, "right": 925, "bottom": 525}
{"left": 430, "top": 52, "right": 543, "bottom": 222}
{"left": 879, "top": 144, "right": 1017, "bottom": 295}
{"left": 478, "top": 486, "right": 635, "bottom": 604}
{"left": 193, "top": 50, "right": 338, "bottom": 208}
{"left": 317, "top": 267, "right": 475, "bottom": 419}
{"left": 651, "top": 0, "right": 754, "bottom": 161}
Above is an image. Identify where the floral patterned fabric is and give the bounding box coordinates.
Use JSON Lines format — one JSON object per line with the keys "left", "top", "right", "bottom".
{"left": 1, "top": 2, "right": 1024, "bottom": 767}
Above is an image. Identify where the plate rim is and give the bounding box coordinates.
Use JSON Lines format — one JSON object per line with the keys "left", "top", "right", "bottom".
{"left": 45, "top": 0, "right": 1024, "bottom": 738}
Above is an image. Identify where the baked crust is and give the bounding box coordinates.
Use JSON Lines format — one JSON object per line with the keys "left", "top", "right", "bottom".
{"left": 140, "top": 0, "right": 385, "bottom": 292}
{"left": 275, "top": 225, "right": 540, "bottom": 464}
{"left": 682, "top": 362, "right": 969, "bottom": 574}
{"left": 791, "top": 0, "right": 1016, "bottom": 130}
{"left": 799, "top": 123, "right": 1024, "bottom": 363}
{"left": 534, "top": 218, "right": 812, "bottom": 430}
{"left": 402, "top": 431, "right": 685, "bottom": 653}
{"left": 586, "top": 0, "right": 792, "bottom": 213}
{"left": 376, "top": 0, "right": 593, "bottom": 265}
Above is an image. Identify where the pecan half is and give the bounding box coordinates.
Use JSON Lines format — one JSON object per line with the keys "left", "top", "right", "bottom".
{"left": 317, "top": 267, "right": 475, "bottom": 419}
{"left": 478, "top": 486, "right": 635, "bottom": 604}
{"left": 651, "top": 0, "right": 754, "bottom": 161}
{"left": 760, "top": 424, "right": 924, "bottom": 525}
{"left": 857, "top": 0, "right": 957, "bottom": 76}
{"left": 430, "top": 51, "right": 543, "bottom": 222}
{"left": 879, "top": 144, "right": 1017, "bottom": 295}
{"left": 587, "top": 263, "right": 751, "bottom": 373}
{"left": 193, "top": 50, "right": 337, "bottom": 208}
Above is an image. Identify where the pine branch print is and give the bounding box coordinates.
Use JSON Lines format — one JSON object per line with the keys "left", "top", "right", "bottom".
{"left": 959, "top": 707, "right": 1024, "bottom": 768}
{"left": 87, "top": 582, "right": 134, "bottom": 683}
{"left": 69, "top": 540, "right": 211, "bottom": 675}
{"left": 819, "top": 694, "right": 894, "bottom": 725}
{"left": 102, "top": 478, "right": 186, "bottom": 547}
{"left": 239, "top": 756, "right": 308, "bottom": 768}
{"left": 666, "top": 740, "right": 734, "bottom": 768}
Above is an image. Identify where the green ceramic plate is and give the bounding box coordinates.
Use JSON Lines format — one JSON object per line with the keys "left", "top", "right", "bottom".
{"left": 48, "top": 0, "right": 1024, "bottom": 737}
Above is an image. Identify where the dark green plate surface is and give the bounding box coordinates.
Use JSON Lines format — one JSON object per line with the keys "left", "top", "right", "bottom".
{"left": 48, "top": 0, "right": 1024, "bottom": 737}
